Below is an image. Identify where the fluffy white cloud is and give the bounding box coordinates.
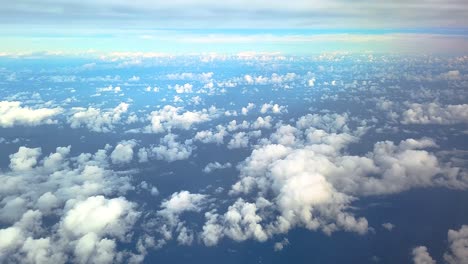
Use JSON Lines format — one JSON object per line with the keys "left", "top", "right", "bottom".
{"left": 156, "top": 191, "right": 207, "bottom": 246}
{"left": 402, "top": 103, "right": 468, "bottom": 125}
{"left": 0, "top": 146, "right": 139, "bottom": 263}
{"left": 382, "top": 222, "right": 395, "bottom": 231}
{"left": 145, "top": 105, "right": 216, "bottom": 133}
{"left": 444, "top": 225, "right": 468, "bottom": 264}
{"left": 174, "top": 83, "right": 193, "bottom": 93}
{"left": 98, "top": 85, "right": 121, "bottom": 93}
{"left": 412, "top": 246, "right": 436, "bottom": 264}
{"left": 9, "top": 147, "right": 42, "bottom": 171}
{"left": 415, "top": 225, "right": 468, "bottom": 264}
{"left": 227, "top": 120, "right": 250, "bottom": 132}
{"left": 227, "top": 132, "right": 249, "bottom": 149}
{"left": 204, "top": 112, "right": 468, "bottom": 246}
{"left": 260, "top": 103, "right": 286, "bottom": 114}
{"left": 241, "top": 103, "right": 255, "bottom": 115}
{"left": 251, "top": 116, "right": 273, "bottom": 129}
{"left": 160, "top": 191, "right": 207, "bottom": 215}
{"left": 203, "top": 162, "right": 232, "bottom": 173}
{"left": 194, "top": 126, "right": 227, "bottom": 145}
{"left": 110, "top": 140, "right": 136, "bottom": 165}
{"left": 274, "top": 238, "right": 290, "bottom": 251}
{"left": 61, "top": 195, "right": 138, "bottom": 238}
{"left": 151, "top": 134, "right": 193, "bottom": 162}
{"left": 0, "top": 101, "right": 62, "bottom": 128}
{"left": 68, "top": 103, "right": 129, "bottom": 132}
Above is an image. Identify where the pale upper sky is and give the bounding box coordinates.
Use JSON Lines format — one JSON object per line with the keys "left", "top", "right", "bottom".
{"left": 1, "top": 0, "right": 467, "bottom": 54}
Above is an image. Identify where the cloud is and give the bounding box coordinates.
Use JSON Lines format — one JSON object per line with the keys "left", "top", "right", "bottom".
{"left": 227, "top": 132, "right": 250, "bottom": 149}
{"left": 155, "top": 191, "right": 207, "bottom": 246}
{"left": 144, "top": 105, "right": 216, "bottom": 133}
{"left": 110, "top": 140, "right": 136, "bottom": 165}
{"left": 204, "top": 112, "right": 468, "bottom": 246}
{"left": 9, "top": 146, "right": 42, "bottom": 171}
{"left": 151, "top": 134, "right": 194, "bottom": 162}
{"left": 194, "top": 126, "right": 227, "bottom": 145}
{"left": 382, "top": 222, "right": 395, "bottom": 231}
{"left": 68, "top": 103, "right": 129, "bottom": 132}
{"left": 260, "top": 103, "right": 286, "bottom": 114}
{"left": 251, "top": 116, "right": 273, "bottom": 129}
{"left": 0, "top": 101, "right": 62, "bottom": 128}
{"left": 274, "top": 238, "right": 290, "bottom": 251}
{"left": 203, "top": 162, "right": 232, "bottom": 173}
{"left": 0, "top": 145, "right": 139, "bottom": 263}
{"left": 174, "top": 83, "right": 193, "bottom": 94}
{"left": 402, "top": 103, "right": 468, "bottom": 125}
{"left": 241, "top": 103, "right": 255, "bottom": 115}
{"left": 414, "top": 225, "right": 468, "bottom": 264}
{"left": 444, "top": 225, "right": 468, "bottom": 264}
{"left": 160, "top": 191, "right": 207, "bottom": 215}
{"left": 97, "top": 85, "right": 121, "bottom": 93}
{"left": 61, "top": 195, "right": 138, "bottom": 238}
{"left": 412, "top": 246, "right": 436, "bottom": 264}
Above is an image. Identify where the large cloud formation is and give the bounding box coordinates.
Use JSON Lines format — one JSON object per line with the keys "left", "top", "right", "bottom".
{"left": 198, "top": 112, "right": 468, "bottom": 246}
{"left": 0, "top": 101, "right": 62, "bottom": 128}
{"left": 0, "top": 145, "right": 140, "bottom": 263}
{"left": 402, "top": 103, "right": 468, "bottom": 125}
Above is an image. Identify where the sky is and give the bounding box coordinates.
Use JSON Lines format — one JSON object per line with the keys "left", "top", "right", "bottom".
{"left": 1, "top": 0, "right": 468, "bottom": 54}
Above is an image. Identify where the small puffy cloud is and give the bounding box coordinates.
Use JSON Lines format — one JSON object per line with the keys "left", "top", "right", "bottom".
{"left": 274, "top": 238, "right": 290, "bottom": 251}
{"left": 244, "top": 75, "right": 254, "bottom": 84}
{"left": 251, "top": 116, "right": 273, "bottom": 129}
{"left": 98, "top": 85, "right": 121, "bottom": 93}
{"left": 227, "top": 132, "right": 250, "bottom": 149}
{"left": 382, "top": 222, "right": 395, "bottom": 231}
{"left": 166, "top": 72, "right": 213, "bottom": 82}
{"left": 194, "top": 126, "right": 227, "bottom": 145}
{"left": 412, "top": 246, "right": 436, "bottom": 264}
{"left": 241, "top": 103, "right": 255, "bottom": 116}
{"left": 203, "top": 162, "right": 232, "bottom": 173}
{"left": 402, "top": 103, "right": 468, "bottom": 125}
{"left": 440, "top": 70, "right": 461, "bottom": 80}
{"left": 160, "top": 191, "right": 207, "bottom": 215}
{"left": 128, "top": 75, "right": 140, "bottom": 81}
{"left": 296, "top": 113, "right": 350, "bottom": 133}
{"left": 156, "top": 191, "right": 207, "bottom": 245}
{"left": 110, "top": 140, "right": 136, "bottom": 165}
{"left": 145, "top": 105, "right": 215, "bottom": 133}
{"left": 201, "top": 199, "right": 268, "bottom": 245}
{"left": 9, "top": 147, "right": 42, "bottom": 171}
{"left": 227, "top": 120, "right": 250, "bottom": 132}
{"left": 0, "top": 101, "right": 62, "bottom": 128}
{"left": 151, "top": 134, "right": 193, "bottom": 162}
{"left": 68, "top": 103, "right": 129, "bottom": 132}
{"left": 260, "top": 103, "right": 286, "bottom": 114}
{"left": 174, "top": 83, "right": 193, "bottom": 93}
